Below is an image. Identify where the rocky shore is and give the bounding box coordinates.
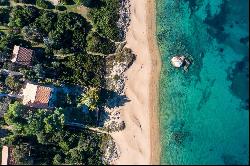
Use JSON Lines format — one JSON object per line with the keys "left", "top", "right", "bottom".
{"left": 102, "top": 1, "right": 134, "bottom": 164}
{"left": 117, "top": 0, "right": 131, "bottom": 40}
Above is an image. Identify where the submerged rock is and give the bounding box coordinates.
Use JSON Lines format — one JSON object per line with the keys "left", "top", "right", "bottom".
{"left": 171, "top": 131, "right": 190, "bottom": 146}
{"left": 171, "top": 56, "right": 185, "bottom": 68}
{"left": 171, "top": 55, "right": 191, "bottom": 71}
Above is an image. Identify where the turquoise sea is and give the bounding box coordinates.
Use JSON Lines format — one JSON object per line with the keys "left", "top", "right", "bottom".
{"left": 156, "top": 0, "right": 249, "bottom": 165}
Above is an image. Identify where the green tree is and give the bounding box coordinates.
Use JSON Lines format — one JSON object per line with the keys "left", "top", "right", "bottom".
{"left": 43, "top": 108, "right": 65, "bottom": 133}
{"left": 27, "top": 108, "right": 64, "bottom": 135}
{"left": 79, "top": 87, "right": 100, "bottom": 111}
{"left": 9, "top": 6, "right": 40, "bottom": 28}
{"left": 33, "top": 64, "right": 45, "bottom": 80}
{"left": 72, "top": 29, "right": 86, "bottom": 52}
{"left": 36, "top": 0, "right": 54, "bottom": 9}
{"left": 13, "top": 144, "right": 33, "bottom": 165}
{"left": 26, "top": 109, "right": 48, "bottom": 135}
{"left": 0, "top": 33, "right": 32, "bottom": 54}
{"left": 4, "top": 101, "right": 27, "bottom": 125}
{"left": 22, "top": 25, "right": 44, "bottom": 43}
{"left": 53, "top": 154, "right": 64, "bottom": 165}
{"left": 62, "top": 53, "right": 104, "bottom": 87}
{"left": 86, "top": 31, "right": 115, "bottom": 54}
{"left": 5, "top": 75, "right": 21, "bottom": 91}
{"left": 88, "top": 0, "right": 120, "bottom": 41}
{"left": 35, "top": 10, "right": 57, "bottom": 34}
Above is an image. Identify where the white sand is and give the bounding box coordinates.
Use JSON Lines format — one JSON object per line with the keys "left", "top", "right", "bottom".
{"left": 111, "top": 0, "right": 161, "bottom": 164}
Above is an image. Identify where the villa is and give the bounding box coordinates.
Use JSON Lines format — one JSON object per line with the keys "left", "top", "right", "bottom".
{"left": 11, "top": 45, "right": 34, "bottom": 66}
{"left": 22, "top": 83, "right": 53, "bottom": 109}
{"left": 1, "top": 146, "right": 15, "bottom": 165}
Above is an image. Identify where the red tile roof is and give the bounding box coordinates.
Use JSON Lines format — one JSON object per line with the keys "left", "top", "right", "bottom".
{"left": 12, "top": 46, "right": 33, "bottom": 66}
{"left": 29, "top": 86, "right": 52, "bottom": 109}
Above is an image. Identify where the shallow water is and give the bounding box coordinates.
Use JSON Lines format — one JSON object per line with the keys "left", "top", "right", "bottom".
{"left": 156, "top": 0, "right": 249, "bottom": 164}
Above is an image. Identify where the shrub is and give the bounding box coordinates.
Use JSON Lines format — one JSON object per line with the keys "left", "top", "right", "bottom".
{"left": 36, "top": 0, "right": 54, "bottom": 9}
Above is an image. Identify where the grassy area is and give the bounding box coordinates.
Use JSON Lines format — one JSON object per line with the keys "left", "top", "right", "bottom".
{"left": 65, "top": 5, "right": 89, "bottom": 18}
{"left": 0, "top": 25, "right": 8, "bottom": 34}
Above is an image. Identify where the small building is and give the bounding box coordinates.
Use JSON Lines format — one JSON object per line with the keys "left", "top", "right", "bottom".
{"left": 11, "top": 45, "right": 33, "bottom": 66}
{"left": 1, "top": 146, "right": 15, "bottom": 165}
{"left": 22, "top": 83, "right": 53, "bottom": 109}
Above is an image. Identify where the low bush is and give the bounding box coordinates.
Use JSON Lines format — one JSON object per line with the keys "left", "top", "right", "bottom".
{"left": 36, "top": 0, "right": 54, "bottom": 9}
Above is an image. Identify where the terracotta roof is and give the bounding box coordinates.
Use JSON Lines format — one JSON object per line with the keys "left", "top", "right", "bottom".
{"left": 1, "top": 146, "right": 15, "bottom": 165}
{"left": 11, "top": 45, "right": 33, "bottom": 66}
{"left": 32, "top": 86, "right": 52, "bottom": 108}
{"left": 23, "top": 83, "right": 52, "bottom": 109}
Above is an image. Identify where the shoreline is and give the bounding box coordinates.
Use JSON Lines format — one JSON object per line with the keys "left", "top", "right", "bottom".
{"left": 110, "top": 0, "right": 161, "bottom": 164}
{"left": 146, "top": 0, "right": 161, "bottom": 164}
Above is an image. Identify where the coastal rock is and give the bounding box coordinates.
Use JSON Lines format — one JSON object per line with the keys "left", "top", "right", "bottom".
{"left": 103, "top": 110, "right": 126, "bottom": 132}
{"left": 102, "top": 138, "right": 121, "bottom": 164}
{"left": 105, "top": 47, "right": 135, "bottom": 95}
{"left": 117, "top": 0, "right": 131, "bottom": 40}
{"left": 171, "top": 56, "right": 185, "bottom": 68}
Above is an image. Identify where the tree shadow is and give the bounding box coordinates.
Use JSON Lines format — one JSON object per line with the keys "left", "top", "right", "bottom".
{"left": 100, "top": 89, "right": 130, "bottom": 109}
{"left": 0, "top": 128, "right": 9, "bottom": 138}
{"left": 98, "top": 89, "right": 130, "bottom": 127}
{"left": 84, "top": 0, "right": 104, "bottom": 8}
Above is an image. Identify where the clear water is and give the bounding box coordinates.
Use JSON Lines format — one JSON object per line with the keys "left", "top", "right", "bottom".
{"left": 156, "top": 0, "right": 249, "bottom": 164}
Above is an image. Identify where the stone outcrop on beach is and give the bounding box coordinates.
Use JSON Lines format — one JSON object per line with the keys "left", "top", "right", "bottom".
{"left": 103, "top": 44, "right": 135, "bottom": 135}
{"left": 102, "top": 1, "right": 136, "bottom": 164}
{"left": 103, "top": 110, "right": 126, "bottom": 132}
{"left": 117, "top": 0, "right": 131, "bottom": 40}
{"left": 105, "top": 43, "right": 136, "bottom": 95}
{"left": 102, "top": 138, "right": 121, "bottom": 164}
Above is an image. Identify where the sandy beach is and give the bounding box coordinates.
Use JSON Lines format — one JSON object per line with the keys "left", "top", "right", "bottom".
{"left": 111, "top": 0, "right": 161, "bottom": 164}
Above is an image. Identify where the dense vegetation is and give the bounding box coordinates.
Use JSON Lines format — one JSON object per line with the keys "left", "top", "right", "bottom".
{"left": 2, "top": 102, "right": 108, "bottom": 165}
{"left": 86, "top": 31, "right": 116, "bottom": 54}
{"left": 0, "top": 0, "right": 124, "bottom": 164}
{"left": 88, "top": 0, "right": 121, "bottom": 41}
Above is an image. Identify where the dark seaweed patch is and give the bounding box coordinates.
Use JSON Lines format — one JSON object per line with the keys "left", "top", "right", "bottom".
{"left": 240, "top": 36, "right": 249, "bottom": 45}
{"left": 204, "top": 1, "right": 230, "bottom": 43}
{"left": 221, "top": 154, "right": 241, "bottom": 165}
{"left": 219, "top": 48, "right": 224, "bottom": 53}
{"left": 183, "top": 0, "right": 197, "bottom": 14}
{"left": 171, "top": 131, "right": 191, "bottom": 146}
{"left": 227, "top": 56, "right": 249, "bottom": 105}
